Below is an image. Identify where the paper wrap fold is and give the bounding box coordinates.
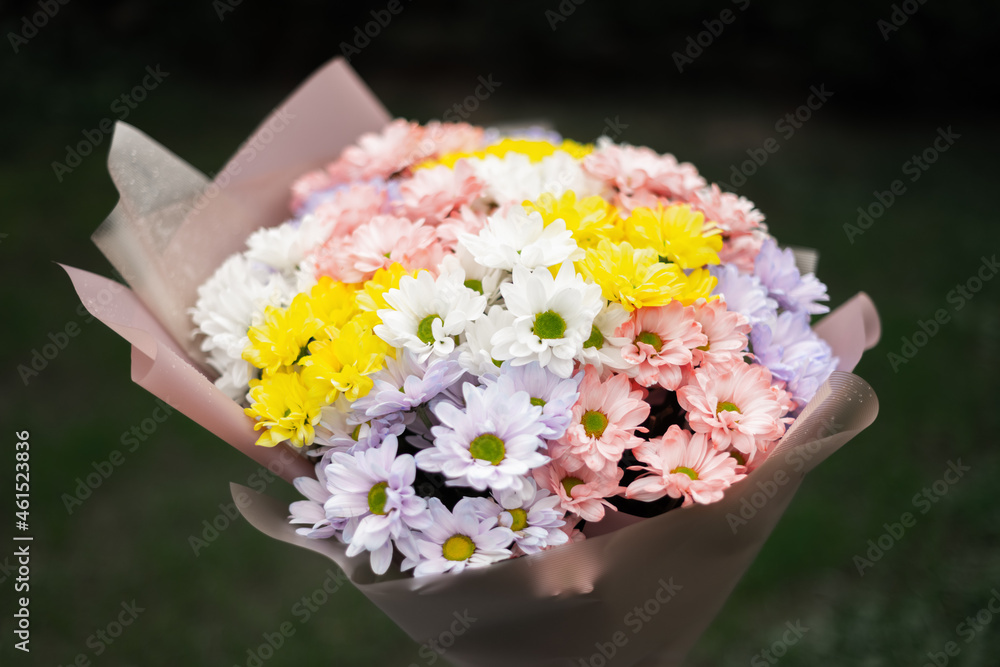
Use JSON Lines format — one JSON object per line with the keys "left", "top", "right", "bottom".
{"left": 64, "top": 57, "right": 880, "bottom": 666}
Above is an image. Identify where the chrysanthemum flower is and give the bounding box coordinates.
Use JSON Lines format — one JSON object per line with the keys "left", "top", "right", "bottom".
{"left": 522, "top": 191, "right": 620, "bottom": 249}
{"left": 300, "top": 319, "right": 389, "bottom": 403}
{"left": 330, "top": 118, "right": 425, "bottom": 181}
{"left": 624, "top": 204, "right": 722, "bottom": 270}
{"left": 490, "top": 478, "right": 569, "bottom": 554}
{"left": 709, "top": 264, "right": 777, "bottom": 325}
{"left": 626, "top": 426, "right": 746, "bottom": 506}
{"left": 394, "top": 161, "right": 483, "bottom": 223}
{"left": 577, "top": 240, "right": 688, "bottom": 312}
{"left": 244, "top": 370, "right": 325, "bottom": 448}
{"left": 355, "top": 263, "right": 414, "bottom": 314}
{"left": 754, "top": 238, "right": 830, "bottom": 315}
{"left": 573, "top": 301, "right": 631, "bottom": 374}
{"left": 352, "top": 350, "right": 466, "bottom": 419}
{"left": 315, "top": 215, "right": 444, "bottom": 284}
{"left": 582, "top": 140, "right": 705, "bottom": 199}
{"left": 457, "top": 304, "right": 517, "bottom": 377}
{"left": 549, "top": 366, "right": 650, "bottom": 473}
{"left": 750, "top": 310, "right": 838, "bottom": 408}
{"left": 617, "top": 301, "right": 707, "bottom": 390}
{"left": 690, "top": 298, "right": 751, "bottom": 368}
{"left": 719, "top": 230, "right": 768, "bottom": 274}
{"left": 243, "top": 294, "right": 324, "bottom": 374}
{"left": 402, "top": 497, "right": 514, "bottom": 577}
{"left": 688, "top": 184, "right": 766, "bottom": 236}
{"left": 324, "top": 435, "right": 432, "bottom": 575}
{"left": 459, "top": 206, "right": 582, "bottom": 272}
{"left": 532, "top": 458, "right": 623, "bottom": 523}
{"left": 375, "top": 270, "right": 487, "bottom": 362}
{"left": 485, "top": 361, "right": 583, "bottom": 440}
{"left": 416, "top": 381, "right": 548, "bottom": 492}
{"left": 677, "top": 362, "right": 787, "bottom": 457}
{"left": 289, "top": 462, "right": 345, "bottom": 539}
{"left": 307, "top": 181, "right": 389, "bottom": 239}
{"left": 491, "top": 262, "right": 604, "bottom": 378}
{"left": 306, "top": 277, "right": 359, "bottom": 336}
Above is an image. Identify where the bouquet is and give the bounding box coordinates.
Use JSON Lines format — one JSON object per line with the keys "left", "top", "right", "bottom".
{"left": 65, "top": 58, "right": 879, "bottom": 666}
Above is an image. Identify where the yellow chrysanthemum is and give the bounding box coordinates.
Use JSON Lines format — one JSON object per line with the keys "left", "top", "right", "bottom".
{"left": 355, "top": 263, "right": 414, "bottom": 314}
{"left": 244, "top": 370, "right": 324, "bottom": 448}
{"left": 300, "top": 320, "right": 389, "bottom": 403}
{"left": 673, "top": 267, "right": 719, "bottom": 306}
{"left": 577, "top": 240, "right": 690, "bottom": 312}
{"left": 625, "top": 204, "right": 722, "bottom": 269}
{"left": 523, "top": 192, "right": 621, "bottom": 248}
{"left": 243, "top": 294, "right": 324, "bottom": 374}
{"left": 307, "top": 277, "right": 359, "bottom": 339}
{"left": 417, "top": 138, "right": 593, "bottom": 170}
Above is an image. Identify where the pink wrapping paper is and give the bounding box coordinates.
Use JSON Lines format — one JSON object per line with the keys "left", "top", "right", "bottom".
{"left": 63, "top": 56, "right": 880, "bottom": 666}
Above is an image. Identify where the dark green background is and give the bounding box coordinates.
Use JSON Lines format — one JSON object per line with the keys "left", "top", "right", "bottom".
{"left": 2, "top": 1, "right": 997, "bottom": 665}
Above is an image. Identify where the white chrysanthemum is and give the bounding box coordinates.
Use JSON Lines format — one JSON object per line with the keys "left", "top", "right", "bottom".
{"left": 245, "top": 214, "right": 331, "bottom": 274}
{"left": 191, "top": 253, "right": 293, "bottom": 400}
{"left": 457, "top": 305, "right": 517, "bottom": 377}
{"left": 575, "top": 300, "right": 632, "bottom": 373}
{"left": 469, "top": 151, "right": 603, "bottom": 206}
{"left": 458, "top": 206, "right": 582, "bottom": 272}
{"left": 438, "top": 246, "right": 504, "bottom": 304}
{"left": 375, "top": 270, "right": 487, "bottom": 362}
{"left": 536, "top": 151, "right": 606, "bottom": 199}
{"left": 491, "top": 262, "right": 604, "bottom": 378}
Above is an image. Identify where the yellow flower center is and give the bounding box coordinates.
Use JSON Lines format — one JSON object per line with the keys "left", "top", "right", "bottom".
{"left": 367, "top": 481, "right": 389, "bottom": 515}
{"left": 416, "top": 314, "right": 441, "bottom": 345}
{"left": 635, "top": 331, "right": 663, "bottom": 352}
{"left": 561, "top": 476, "right": 584, "bottom": 496}
{"left": 532, "top": 310, "right": 567, "bottom": 340}
{"left": 442, "top": 534, "right": 476, "bottom": 561}
{"left": 469, "top": 433, "right": 506, "bottom": 465}
{"left": 581, "top": 410, "right": 609, "bottom": 438}
{"left": 671, "top": 466, "right": 699, "bottom": 480}
{"left": 506, "top": 508, "right": 528, "bottom": 532}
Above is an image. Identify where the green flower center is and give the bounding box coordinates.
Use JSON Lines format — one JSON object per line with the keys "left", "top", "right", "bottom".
{"left": 532, "top": 309, "right": 567, "bottom": 340}
{"left": 506, "top": 508, "right": 528, "bottom": 532}
{"left": 697, "top": 343, "right": 710, "bottom": 352}
{"left": 492, "top": 357, "right": 504, "bottom": 368}
{"left": 416, "top": 314, "right": 441, "bottom": 345}
{"left": 583, "top": 324, "right": 605, "bottom": 349}
{"left": 464, "top": 279, "right": 484, "bottom": 294}
{"left": 469, "top": 433, "right": 506, "bottom": 465}
{"left": 717, "top": 401, "right": 741, "bottom": 414}
{"left": 730, "top": 450, "right": 746, "bottom": 466}
{"left": 442, "top": 534, "right": 476, "bottom": 561}
{"left": 671, "top": 466, "right": 699, "bottom": 480}
{"left": 581, "top": 410, "right": 609, "bottom": 438}
{"left": 350, "top": 424, "right": 362, "bottom": 441}
{"left": 367, "top": 481, "right": 389, "bottom": 515}
{"left": 561, "top": 476, "right": 584, "bottom": 496}
{"left": 529, "top": 397, "right": 546, "bottom": 408}
{"left": 635, "top": 331, "right": 663, "bottom": 352}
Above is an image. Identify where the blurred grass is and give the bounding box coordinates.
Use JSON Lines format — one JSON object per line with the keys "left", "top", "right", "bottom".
{"left": 2, "top": 74, "right": 998, "bottom": 666}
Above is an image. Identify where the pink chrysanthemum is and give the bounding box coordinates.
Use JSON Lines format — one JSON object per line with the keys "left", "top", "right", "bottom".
{"left": 395, "top": 161, "right": 483, "bottom": 223}
{"left": 689, "top": 185, "right": 766, "bottom": 236}
{"left": 422, "top": 121, "right": 485, "bottom": 158}
{"left": 532, "top": 458, "right": 623, "bottom": 523}
{"left": 690, "top": 298, "right": 751, "bottom": 368}
{"left": 583, "top": 143, "right": 706, "bottom": 199}
{"left": 312, "top": 215, "right": 443, "bottom": 283}
{"left": 435, "top": 205, "right": 488, "bottom": 250}
{"left": 617, "top": 301, "right": 707, "bottom": 390}
{"left": 719, "top": 230, "right": 768, "bottom": 274}
{"left": 327, "top": 119, "right": 425, "bottom": 182}
{"left": 310, "top": 182, "right": 388, "bottom": 241}
{"left": 289, "top": 169, "right": 334, "bottom": 214}
{"left": 626, "top": 425, "right": 745, "bottom": 506}
{"left": 549, "top": 367, "right": 650, "bottom": 474}
{"left": 677, "top": 362, "right": 787, "bottom": 457}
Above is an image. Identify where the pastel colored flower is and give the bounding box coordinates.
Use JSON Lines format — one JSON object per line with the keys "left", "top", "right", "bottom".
{"left": 626, "top": 426, "right": 745, "bottom": 506}
{"left": 308, "top": 181, "right": 389, "bottom": 239}
{"left": 352, "top": 350, "right": 466, "bottom": 419}
{"left": 617, "top": 301, "right": 707, "bottom": 390}
{"left": 316, "top": 215, "right": 444, "bottom": 283}
{"left": 290, "top": 168, "right": 334, "bottom": 215}
{"left": 582, "top": 140, "right": 705, "bottom": 199}
{"left": 549, "top": 366, "right": 650, "bottom": 473}
{"left": 574, "top": 301, "right": 631, "bottom": 374}
{"left": 719, "top": 230, "right": 768, "bottom": 274}
{"left": 421, "top": 121, "right": 485, "bottom": 159}
{"left": 677, "top": 362, "right": 787, "bottom": 457}
{"left": 395, "top": 161, "right": 483, "bottom": 223}
{"left": 416, "top": 381, "right": 548, "bottom": 492}
{"left": 288, "top": 462, "right": 344, "bottom": 539}
{"left": 751, "top": 310, "right": 838, "bottom": 408}
{"left": 459, "top": 205, "right": 582, "bottom": 272}
{"left": 330, "top": 118, "right": 425, "bottom": 181}
{"left": 754, "top": 238, "right": 830, "bottom": 315}
{"left": 710, "top": 264, "right": 777, "bottom": 325}
{"left": 324, "top": 434, "right": 432, "bottom": 575}
{"left": 491, "top": 478, "right": 569, "bottom": 554}
{"left": 577, "top": 240, "right": 692, "bottom": 312}
{"left": 689, "top": 184, "right": 767, "bottom": 236}
{"left": 532, "top": 458, "right": 623, "bottom": 523}
{"left": 375, "top": 270, "right": 487, "bottom": 362}
{"left": 491, "top": 262, "right": 604, "bottom": 378}
{"left": 522, "top": 191, "right": 621, "bottom": 249}
{"left": 624, "top": 204, "right": 722, "bottom": 270}
{"left": 690, "top": 298, "right": 752, "bottom": 368}
{"left": 485, "top": 361, "right": 583, "bottom": 439}
{"left": 404, "top": 497, "right": 514, "bottom": 577}
{"left": 457, "top": 304, "right": 517, "bottom": 377}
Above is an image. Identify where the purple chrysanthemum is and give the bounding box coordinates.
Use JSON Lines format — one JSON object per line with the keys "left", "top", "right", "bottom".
{"left": 751, "top": 310, "right": 838, "bottom": 409}
{"left": 401, "top": 497, "right": 514, "bottom": 577}
{"left": 484, "top": 361, "right": 582, "bottom": 440}
{"left": 753, "top": 239, "right": 830, "bottom": 315}
{"left": 711, "top": 263, "right": 778, "bottom": 325}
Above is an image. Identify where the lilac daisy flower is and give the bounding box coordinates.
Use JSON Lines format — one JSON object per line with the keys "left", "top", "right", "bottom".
{"left": 753, "top": 239, "right": 830, "bottom": 315}
{"left": 751, "top": 310, "right": 838, "bottom": 408}
{"left": 711, "top": 263, "right": 778, "bottom": 325}
{"left": 288, "top": 463, "right": 346, "bottom": 540}
{"left": 313, "top": 402, "right": 407, "bottom": 455}
{"left": 415, "top": 382, "right": 548, "bottom": 492}
{"left": 484, "top": 361, "right": 582, "bottom": 440}
{"left": 352, "top": 350, "right": 465, "bottom": 419}
{"left": 324, "top": 435, "right": 432, "bottom": 575}
{"left": 402, "top": 498, "right": 514, "bottom": 577}
{"left": 491, "top": 478, "right": 569, "bottom": 555}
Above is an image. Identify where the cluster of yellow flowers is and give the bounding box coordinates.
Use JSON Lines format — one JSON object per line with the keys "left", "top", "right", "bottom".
{"left": 241, "top": 266, "right": 409, "bottom": 448}
{"left": 416, "top": 137, "right": 593, "bottom": 170}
